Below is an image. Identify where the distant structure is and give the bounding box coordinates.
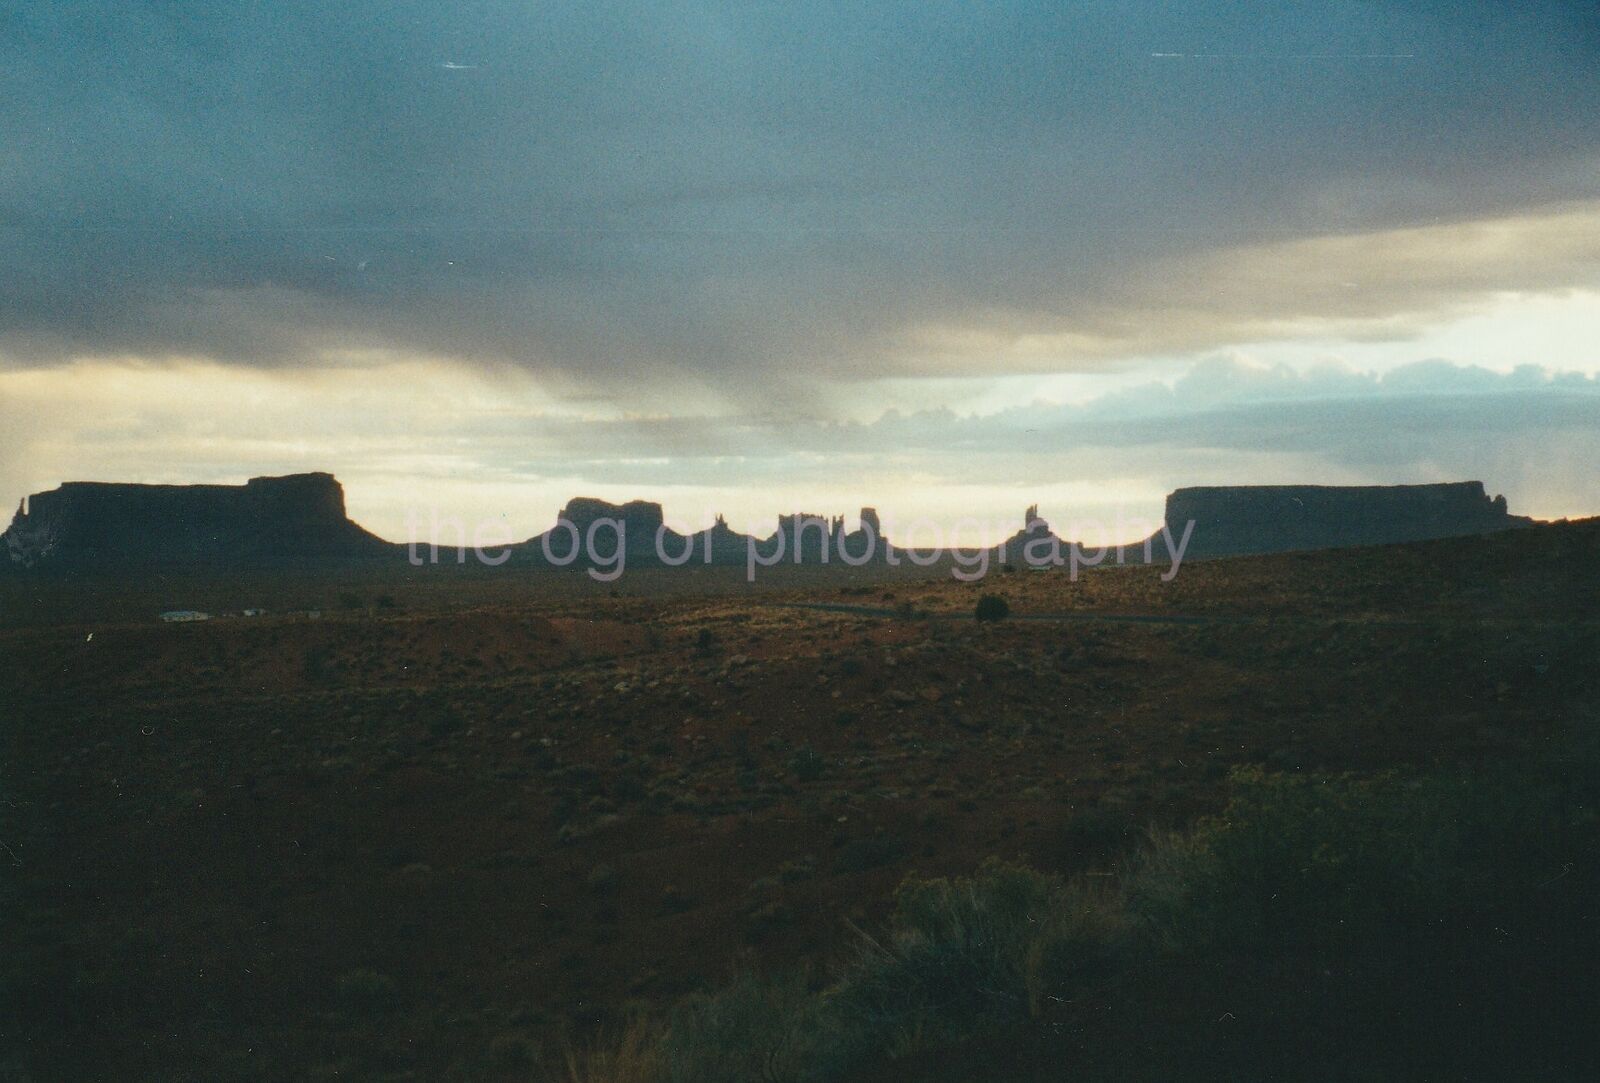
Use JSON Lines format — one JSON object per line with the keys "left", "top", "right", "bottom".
{"left": 984, "top": 503, "right": 1063, "bottom": 569}
{"left": 549, "top": 496, "right": 667, "bottom": 552}
{"left": 1151, "top": 482, "right": 1533, "bottom": 560}
{"left": 526, "top": 498, "right": 748, "bottom": 565}
{"left": 158, "top": 610, "right": 210, "bottom": 623}
{"left": 1023, "top": 504, "right": 1055, "bottom": 539}
{"left": 1, "top": 473, "right": 393, "bottom": 570}
{"left": 0, "top": 474, "right": 1542, "bottom": 574}
{"left": 774, "top": 512, "right": 837, "bottom": 563}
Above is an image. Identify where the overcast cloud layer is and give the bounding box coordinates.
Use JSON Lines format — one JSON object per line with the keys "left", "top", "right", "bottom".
{"left": 2, "top": 3, "right": 1598, "bottom": 527}
{"left": 5, "top": 3, "right": 1600, "bottom": 391}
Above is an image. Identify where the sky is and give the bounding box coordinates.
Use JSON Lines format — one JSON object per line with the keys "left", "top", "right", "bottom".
{"left": 3, "top": 2, "right": 1598, "bottom": 543}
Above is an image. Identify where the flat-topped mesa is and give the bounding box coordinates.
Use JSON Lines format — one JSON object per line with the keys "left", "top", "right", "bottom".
{"left": 518, "top": 492, "right": 681, "bottom": 556}
{"left": 1, "top": 472, "right": 393, "bottom": 569}
{"left": 239, "top": 472, "right": 352, "bottom": 524}
{"left": 1161, "top": 481, "right": 1532, "bottom": 559}
{"left": 552, "top": 497, "right": 666, "bottom": 547}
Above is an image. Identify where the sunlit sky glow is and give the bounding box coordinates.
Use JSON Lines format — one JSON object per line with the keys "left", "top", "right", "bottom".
{"left": 3, "top": 3, "right": 1598, "bottom": 543}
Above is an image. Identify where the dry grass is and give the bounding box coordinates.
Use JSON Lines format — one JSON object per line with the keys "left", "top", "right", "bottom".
{"left": 564, "top": 1017, "right": 662, "bottom": 1083}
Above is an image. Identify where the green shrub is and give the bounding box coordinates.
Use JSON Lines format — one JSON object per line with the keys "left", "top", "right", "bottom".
{"left": 660, "top": 974, "right": 834, "bottom": 1083}
{"left": 579, "top": 729, "right": 1600, "bottom": 1080}
{"left": 828, "top": 862, "right": 1063, "bottom": 1058}
{"left": 1125, "top": 768, "right": 1428, "bottom": 955}
{"left": 1023, "top": 881, "right": 1133, "bottom": 1015}
{"left": 1122, "top": 765, "right": 1564, "bottom": 959}
{"left": 973, "top": 595, "right": 1010, "bottom": 622}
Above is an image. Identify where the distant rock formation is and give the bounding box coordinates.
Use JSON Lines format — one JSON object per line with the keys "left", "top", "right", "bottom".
{"left": 988, "top": 503, "right": 1064, "bottom": 568}
{"left": 860, "top": 507, "right": 882, "bottom": 540}
{"left": 705, "top": 513, "right": 756, "bottom": 563}
{"left": 1150, "top": 481, "right": 1532, "bottom": 560}
{"left": 762, "top": 509, "right": 889, "bottom": 565}
{"left": 843, "top": 508, "right": 883, "bottom": 563}
{"left": 549, "top": 497, "right": 668, "bottom": 554}
{"left": 515, "top": 500, "right": 895, "bottom": 568}
{"left": 1, "top": 473, "right": 394, "bottom": 569}
{"left": 519, "top": 497, "right": 733, "bottom": 565}
{"left": 770, "top": 512, "right": 841, "bottom": 564}
{"left": 0, "top": 473, "right": 1541, "bottom": 574}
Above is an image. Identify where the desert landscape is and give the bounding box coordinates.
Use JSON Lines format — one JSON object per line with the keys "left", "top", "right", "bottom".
{"left": 8, "top": 4, "right": 1600, "bottom": 1079}
{"left": 4, "top": 510, "right": 1597, "bottom": 1081}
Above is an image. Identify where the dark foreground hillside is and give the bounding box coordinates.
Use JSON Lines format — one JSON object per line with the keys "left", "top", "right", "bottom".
{"left": 3, "top": 519, "right": 1598, "bottom": 1081}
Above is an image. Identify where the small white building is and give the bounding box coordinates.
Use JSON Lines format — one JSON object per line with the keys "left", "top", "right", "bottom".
{"left": 158, "top": 610, "right": 211, "bottom": 623}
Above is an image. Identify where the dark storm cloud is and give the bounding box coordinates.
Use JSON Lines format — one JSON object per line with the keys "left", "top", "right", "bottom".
{"left": 3, "top": 2, "right": 1598, "bottom": 385}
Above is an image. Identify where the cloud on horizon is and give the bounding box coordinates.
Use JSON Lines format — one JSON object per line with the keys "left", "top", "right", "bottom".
{"left": 4, "top": 355, "right": 1596, "bottom": 543}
